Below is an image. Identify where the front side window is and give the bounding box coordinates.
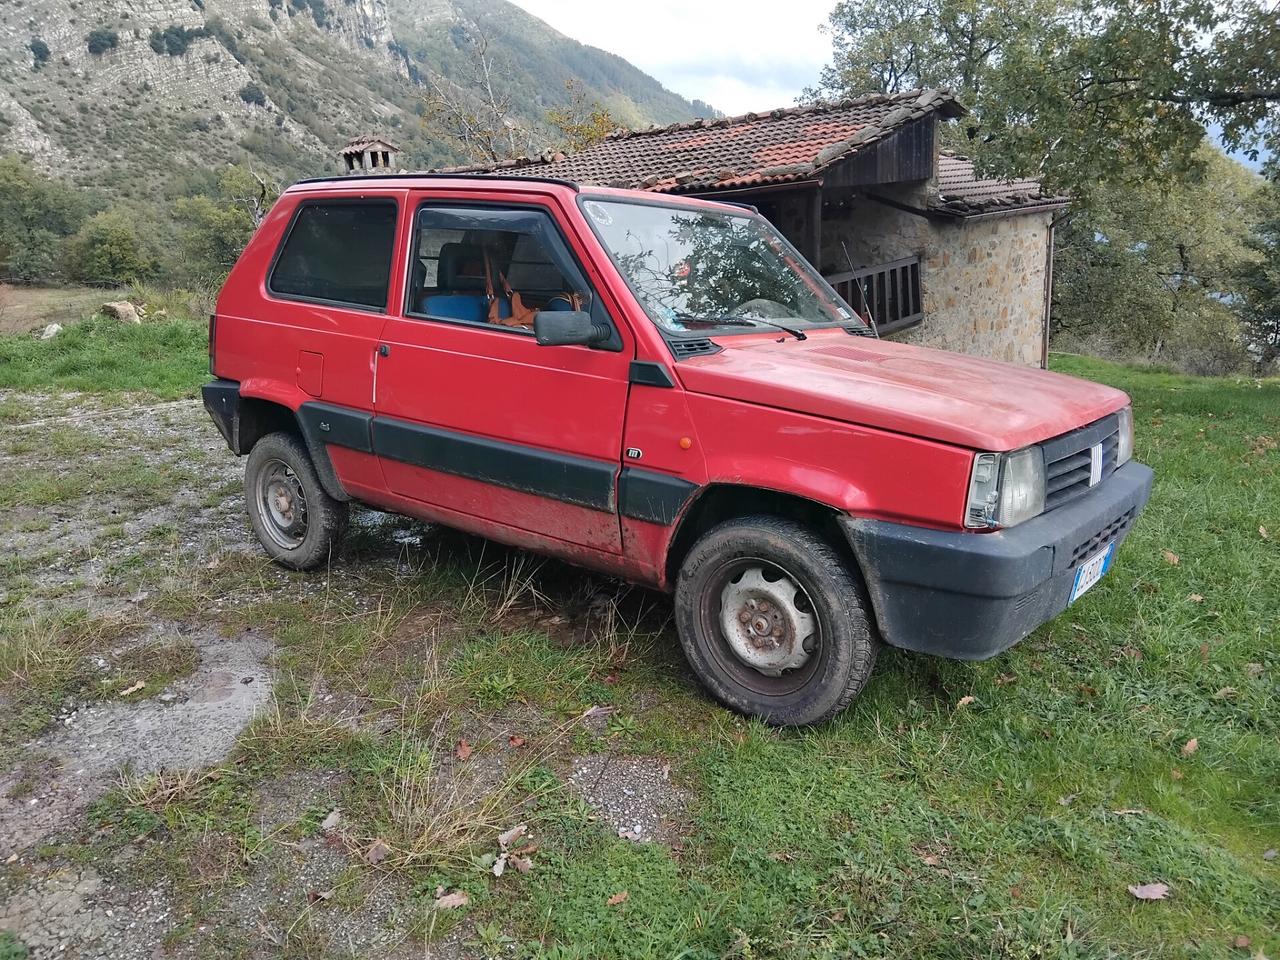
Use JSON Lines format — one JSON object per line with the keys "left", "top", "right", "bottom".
{"left": 407, "top": 205, "right": 593, "bottom": 331}
{"left": 270, "top": 201, "right": 397, "bottom": 310}
{"left": 580, "top": 197, "right": 864, "bottom": 337}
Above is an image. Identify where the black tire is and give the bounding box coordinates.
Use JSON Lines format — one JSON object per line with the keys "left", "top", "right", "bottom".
{"left": 674, "top": 515, "right": 878, "bottom": 726}
{"left": 244, "top": 431, "right": 348, "bottom": 571}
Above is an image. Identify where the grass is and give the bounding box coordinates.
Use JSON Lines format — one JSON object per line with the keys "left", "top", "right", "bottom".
{"left": 0, "top": 313, "right": 207, "bottom": 398}
{"left": 2, "top": 325, "right": 1276, "bottom": 957}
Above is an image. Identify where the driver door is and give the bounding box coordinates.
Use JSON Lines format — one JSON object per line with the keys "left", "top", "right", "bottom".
{"left": 372, "top": 199, "right": 631, "bottom": 553}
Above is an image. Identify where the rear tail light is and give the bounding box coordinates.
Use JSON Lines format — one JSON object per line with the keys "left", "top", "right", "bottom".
{"left": 208, "top": 313, "right": 217, "bottom": 375}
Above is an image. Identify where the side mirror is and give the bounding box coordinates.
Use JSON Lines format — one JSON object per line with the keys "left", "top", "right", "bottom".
{"left": 533, "top": 310, "right": 611, "bottom": 347}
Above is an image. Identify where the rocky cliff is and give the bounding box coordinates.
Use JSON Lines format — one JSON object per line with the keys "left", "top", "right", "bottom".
{"left": 0, "top": 0, "right": 704, "bottom": 195}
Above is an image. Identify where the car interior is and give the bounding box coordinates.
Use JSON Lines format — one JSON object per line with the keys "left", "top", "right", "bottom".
{"left": 409, "top": 228, "right": 587, "bottom": 327}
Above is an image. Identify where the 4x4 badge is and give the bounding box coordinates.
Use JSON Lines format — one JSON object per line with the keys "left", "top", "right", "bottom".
{"left": 625, "top": 447, "right": 643, "bottom": 460}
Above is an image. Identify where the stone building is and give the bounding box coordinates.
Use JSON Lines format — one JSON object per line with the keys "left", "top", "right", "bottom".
{"left": 339, "top": 136, "right": 401, "bottom": 174}
{"left": 446, "top": 89, "right": 1069, "bottom": 366}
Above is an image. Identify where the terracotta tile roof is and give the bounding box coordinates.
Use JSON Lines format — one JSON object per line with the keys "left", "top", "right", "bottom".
{"left": 931, "top": 154, "right": 1069, "bottom": 216}
{"left": 438, "top": 88, "right": 965, "bottom": 193}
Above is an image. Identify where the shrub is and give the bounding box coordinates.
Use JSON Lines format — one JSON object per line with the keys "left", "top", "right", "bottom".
{"left": 149, "top": 24, "right": 209, "bottom": 56}
{"left": 237, "top": 82, "right": 266, "bottom": 107}
{"left": 29, "top": 38, "right": 50, "bottom": 68}
{"left": 63, "top": 210, "right": 157, "bottom": 285}
{"left": 85, "top": 28, "right": 119, "bottom": 55}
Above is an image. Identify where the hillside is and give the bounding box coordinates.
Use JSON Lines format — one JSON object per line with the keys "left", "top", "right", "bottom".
{"left": 0, "top": 0, "right": 710, "bottom": 199}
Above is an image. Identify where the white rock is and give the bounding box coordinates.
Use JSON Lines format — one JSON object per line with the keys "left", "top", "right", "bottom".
{"left": 40, "top": 322, "right": 63, "bottom": 339}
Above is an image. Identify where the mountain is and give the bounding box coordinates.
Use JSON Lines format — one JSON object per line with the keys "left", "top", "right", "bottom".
{"left": 0, "top": 0, "right": 711, "bottom": 199}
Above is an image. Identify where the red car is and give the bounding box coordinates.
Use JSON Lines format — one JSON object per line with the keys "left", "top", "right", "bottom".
{"left": 204, "top": 174, "right": 1152, "bottom": 726}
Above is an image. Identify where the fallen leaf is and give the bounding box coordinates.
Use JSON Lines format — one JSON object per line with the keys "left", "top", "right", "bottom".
{"left": 920, "top": 853, "right": 941, "bottom": 867}
{"left": 307, "top": 888, "right": 334, "bottom": 904}
{"left": 1112, "top": 808, "right": 1145, "bottom": 816}
{"left": 1235, "top": 936, "right": 1252, "bottom": 949}
{"left": 603, "top": 673, "right": 619, "bottom": 684}
{"left": 118, "top": 680, "right": 145, "bottom": 697}
{"left": 511, "top": 842, "right": 539, "bottom": 857}
{"left": 365, "top": 839, "right": 390, "bottom": 864}
{"left": 995, "top": 673, "right": 1017, "bottom": 686}
{"left": 956, "top": 695, "right": 976, "bottom": 709}
{"left": 498, "top": 824, "right": 527, "bottom": 849}
{"left": 1260, "top": 526, "right": 1270, "bottom": 541}
{"left": 509, "top": 854, "right": 533, "bottom": 874}
{"left": 1171, "top": 768, "right": 1184, "bottom": 780}
{"left": 1245, "top": 662, "right": 1264, "bottom": 679}
{"left": 455, "top": 739, "right": 472, "bottom": 761}
{"left": 1181, "top": 738, "right": 1199, "bottom": 756}
{"left": 1213, "top": 687, "right": 1238, "bottom": 700}
{"left": 1058, "top": 794, "right": 1077, "bottom": 807}
{"left": 492, "top": 854, "right": 507, "bottom": 877}
{"left": 1188, "top": 593, "right": 1204, "bottom": 603}
{"left": 606, "top": 890, "right": 629, "bottom": 907}
{"left": 581, "top": 704, "right": 617, "bottom": 720}
{"left": 1161, "top": 549, "right": 1180, "bottom": 566}
{"left": 320, "top": 808, "right": 341, "bottom": 833}
{"left": 1263, "top": 848, "right": 1277, "bottom": 861}
{"left": 1010, "top": 885, "right": 1022, "bottom": 900}
{"left": 507, "top": 735, "right": 525, "bottom": 748}
{"left": 435, "top": 890, "right": 469, "bottom": 910}
{"left": 1128, "top": 882, "right": 1170, "bottom": 901}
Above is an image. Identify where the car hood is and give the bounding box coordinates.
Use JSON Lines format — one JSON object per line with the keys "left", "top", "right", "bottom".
{"left": 675, "top": 332, "right": 1130, "bottom": 450}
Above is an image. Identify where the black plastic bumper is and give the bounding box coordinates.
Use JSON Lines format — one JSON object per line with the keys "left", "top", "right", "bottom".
{"left": 840, "top": 462, "right": 1154, "bottom": 660}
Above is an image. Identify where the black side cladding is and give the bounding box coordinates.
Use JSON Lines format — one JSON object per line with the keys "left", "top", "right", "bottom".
{"left": 618, "top": 468, "right": 698, "bottom": 525}
{"left": 370, "top": 416, "right": 617, "bottom": 512}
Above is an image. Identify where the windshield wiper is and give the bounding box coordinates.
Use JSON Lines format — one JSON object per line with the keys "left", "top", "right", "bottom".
{"left": 674, "top": 314, "right": 807, "bottom": 341}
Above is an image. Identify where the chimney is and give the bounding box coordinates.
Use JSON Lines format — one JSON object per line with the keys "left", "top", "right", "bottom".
{"left": 338, "top": 136, "right": 401, "bottom": 174}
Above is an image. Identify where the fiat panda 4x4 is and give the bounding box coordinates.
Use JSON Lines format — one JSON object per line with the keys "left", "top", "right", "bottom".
{"left": 203, "top": 173, "right": 1153, "bottom": 726}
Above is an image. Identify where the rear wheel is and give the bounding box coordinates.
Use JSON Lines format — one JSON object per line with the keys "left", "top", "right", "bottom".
{"left": 245, "top": 431, "right": 347, "bottom": 570}
{"left": 674, "top": 516, "right": 878, "bottom": 726}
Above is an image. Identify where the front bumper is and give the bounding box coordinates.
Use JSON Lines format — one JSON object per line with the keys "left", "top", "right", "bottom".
{"left": 840, "top": 461, "right": 1154, "bottom": 660}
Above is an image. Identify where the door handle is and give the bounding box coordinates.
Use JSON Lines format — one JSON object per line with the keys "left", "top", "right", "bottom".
{"left": 378, "top": 344, "right": 390, "bottom": 357}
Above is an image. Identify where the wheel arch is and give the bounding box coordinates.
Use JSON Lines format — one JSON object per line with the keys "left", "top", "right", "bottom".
{"left": 204, "top": 381, "right": 350, "bottom": 503}
{"left": 665, "top": 484, "right": 864, "bottom": 590}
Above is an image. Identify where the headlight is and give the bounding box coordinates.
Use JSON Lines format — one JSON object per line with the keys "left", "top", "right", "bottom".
{"left": 1116, "top": 405, "right": 1134, "bottom": 466}
{"left": 965, "top": 447, "right": 1046, "bottom": 529}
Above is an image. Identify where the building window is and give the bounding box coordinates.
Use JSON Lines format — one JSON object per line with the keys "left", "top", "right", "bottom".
{"left": 826, "top": 256, "right": 923, "bottom": 334}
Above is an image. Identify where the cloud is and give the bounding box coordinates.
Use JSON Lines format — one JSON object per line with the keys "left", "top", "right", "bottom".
{"left": 507, "top": 0, "right": 835, "bottom": 114}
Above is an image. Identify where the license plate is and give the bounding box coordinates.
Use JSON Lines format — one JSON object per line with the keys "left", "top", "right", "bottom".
{"left": 1070, "top": 542, "right": 1114, "bottom": 603}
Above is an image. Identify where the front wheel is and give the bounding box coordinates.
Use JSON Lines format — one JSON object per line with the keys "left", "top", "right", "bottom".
{"left": 244, "top": 431, "right": 348, "bottom": 571}
{"left": 674, "top": 516, "right": 878, "bottom": 726}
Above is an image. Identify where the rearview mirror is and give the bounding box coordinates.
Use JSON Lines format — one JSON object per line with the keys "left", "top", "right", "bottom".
{"left": 534, "top": 310, "right": 611, "bottom": 347}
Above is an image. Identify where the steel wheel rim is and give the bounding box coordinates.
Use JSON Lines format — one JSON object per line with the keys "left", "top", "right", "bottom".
{"left": 698, "top": 556, "right": 823, "bottom": 697}
{"left": 255, "top": 458, "right": 309, "bottom": 550}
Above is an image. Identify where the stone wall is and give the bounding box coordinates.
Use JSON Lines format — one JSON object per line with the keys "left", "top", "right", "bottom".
{"left": 813, "top": 189, "right": 1051, "bottom": 367}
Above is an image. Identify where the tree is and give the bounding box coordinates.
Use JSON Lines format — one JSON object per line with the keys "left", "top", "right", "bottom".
{"left": 0, "top": 156, "right": 86, "bottom": 281}
{"left": 1239, "top": 185, "right": 1280, "bottom": 369}
{"left": 547, "top": 79, "right": 617, "bottom": 153}
{"left": 238, "top": 83, "right": 266, "bottom": 107}
{"left": 171, "top": 166, "right": 278, "bottom": 281}
{"left": 64, "top": 210, "right": 157, "bottom": 285}
{"left": 1052, "top": 145, "right": 1262, "bottom": 371}
{"left": 421, "top": 26, "right": 534, "bottom": 164}
{"left": 810, "top": 0, "right": 1280, "bottom": 199}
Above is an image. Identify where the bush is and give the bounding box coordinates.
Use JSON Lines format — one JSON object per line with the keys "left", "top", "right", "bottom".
{"left": 238, "top": 82, "right": 266, "bottom": 107}
{"left": 148, "top": 24, "right": 209, "bottom": 56}
{"left": 85, "top": 28, "right": 119, "bottom": 55}
{"left": 63, "top": 210, "right": 157, "bottom": 285}
{"left": 29, "top": 38, "right": 50, "bottom": 68}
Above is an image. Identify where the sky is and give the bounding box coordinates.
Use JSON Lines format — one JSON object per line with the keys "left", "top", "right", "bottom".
{"left": 508, "top": 0, "right": 836, "bottom": 116}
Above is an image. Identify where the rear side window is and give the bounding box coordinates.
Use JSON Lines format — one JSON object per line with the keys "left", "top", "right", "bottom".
{"left": 269, "top": 201, "right": 397, "bottom": 310}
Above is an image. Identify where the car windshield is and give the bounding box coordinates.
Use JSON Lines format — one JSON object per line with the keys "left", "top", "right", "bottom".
{"left": 580, "top": 197, "right": 864, "bottom": 337}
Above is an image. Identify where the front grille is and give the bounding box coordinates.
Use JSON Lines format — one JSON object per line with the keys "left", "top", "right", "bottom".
{"left": 1069, "top": 508, "right": 1135, "bottom": 567}
{"left": 1041, "top": 413, "right": 1121, "bottom": 512}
